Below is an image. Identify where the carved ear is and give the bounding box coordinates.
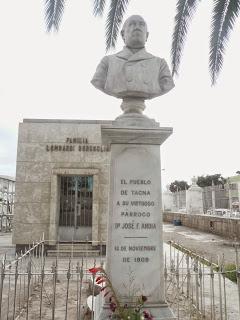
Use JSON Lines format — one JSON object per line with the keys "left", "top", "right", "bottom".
{"left": 121, "top": 30, "right": 125, "bottom": 40}
{"left": 146, "top": 32, "right": 149, "bottom": 42}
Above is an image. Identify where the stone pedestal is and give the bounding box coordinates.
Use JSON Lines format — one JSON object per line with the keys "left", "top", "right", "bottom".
{"left": 100, "top": 115, "right": 175, "bottom": 319}
{"left": 162, "top": 185, "right": 174, "bottom": 212}
{"left": 186, "top": 177, "right": 204, "bottom": 214}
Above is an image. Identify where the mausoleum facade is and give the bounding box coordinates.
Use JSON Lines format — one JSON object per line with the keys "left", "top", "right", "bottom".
{"left": 13, "top": 119, "right": 111, "bottom": 248}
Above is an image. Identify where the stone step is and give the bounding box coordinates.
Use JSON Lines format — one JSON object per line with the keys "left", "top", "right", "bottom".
{"left": 47, "top": 249, "right": 100, "bottom": 257}
{"left": 57, "top": 243, "right": 94, "bottom": 250}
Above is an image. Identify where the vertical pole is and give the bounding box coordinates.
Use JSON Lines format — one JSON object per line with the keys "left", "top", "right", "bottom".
{"left": 212, "top": 180, "right": 216, "bottom": 213}
{"left": 77, "top": 258, "right": 84, "bottom": 320}
{"left": 235, "top": 244, "right": 240, "bottom": 317}
{"left": 6, "top": 265, "right": 11, "bottom": 320}
{"left": 23, "top": 251, "right": 26, "bottom": 301}
{"left": 228, "top": 181, "right": 232, "bottom": 210}
{"left": 33, "top": 242, "right": 36, "bottom": 286}
{"left": 28, "top": 244, "right": 32, "bottom": 297}
{"left": 86, "top": 236, "right": 89, "bottom": 271}
{"left": 218, "top": 255, "right": 223, "bottom": 320}
{"left": 177, "top": 189, "right": 180, "bottom": 211}
{"left": 170, "top": 241, "right": 172, "bottom": 267}
{"left": 52, "top": 259, "right": 57, "bottom": 320}
{"left": 100, "top": 237, "right": 103, "bottom": 265}
{"left": 76, "top": 262, "right": 80, "bottom": 320}
{"left": 198, "top": 263, "right": 203, "bottom": 316}
{"left": 42, "top": 232, "right": 45, "bottom": 263}
{"left": 64, "top": 257, "right": 71, "bottom": 320}
{"left": 176, "top": 253, "right": 180, "bottom": 320}
{"left": 202, "top": 261, "right": 206, "bottom": 317}
{"left": 0, "top": 259, "right": 5, "bottom": 319}
{"left": 164, "top": 251, "right": 167, "bottom": 298}
{"left": 210, "top": 262, "right": 215, "bottom": 320}
{"left": 71, "top": 238, "right": 74, "bottom": 261}
{"left": 12, "top": 259, "right": 19, "bottom": 319}
{"left": 190, "top": 256, "right": 194, "bottom": 318}
{"left": 181, "top": 251, "right": 184, "bottom": 294}
{"left": 57, "top": 235, "right": 60, "bottom": 267}
{"left": 26, "top": 259, "right": 32, "bottom": 320}
{"left": 186, "top": 255, "right": 190, "bottom": 299}
{"left": 173, "top": 244, "right": 176, "bottom": 270}
{"left": 18, "top": 257, "right": 22, "bottom": 314}
{"left": 91, "top": 260, "right": 96, "bottom": 320}
{"left": 39, "top": 256, "right": 45, "bottom": 320}
{"left": 194, "top": 258, "right": 199, "bottom": 311}
{"left": 221, "top": 255, "right": 227, "bottom": 320}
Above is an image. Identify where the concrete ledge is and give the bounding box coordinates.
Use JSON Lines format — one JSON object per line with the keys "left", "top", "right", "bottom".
{"left": 163, "top": 212, "right": 240, "bottom": 240}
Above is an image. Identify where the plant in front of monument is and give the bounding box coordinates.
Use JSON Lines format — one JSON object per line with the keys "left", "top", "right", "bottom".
{"left": 89, "top": 266, "right": 153, "bottom": 320}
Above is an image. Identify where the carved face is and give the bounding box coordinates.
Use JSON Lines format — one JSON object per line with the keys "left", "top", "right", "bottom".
{"left": 122, "top": 15, "right": 148, "bottom": 49}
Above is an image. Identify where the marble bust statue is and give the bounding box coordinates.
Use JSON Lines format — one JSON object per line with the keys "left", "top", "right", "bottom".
{"left": 91, "top": 15, "right": 174, "bottom": 113}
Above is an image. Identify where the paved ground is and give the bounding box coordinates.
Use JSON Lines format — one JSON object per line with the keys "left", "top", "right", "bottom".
{"left": 163, "top": 222, "right": 238, "bottom": 265}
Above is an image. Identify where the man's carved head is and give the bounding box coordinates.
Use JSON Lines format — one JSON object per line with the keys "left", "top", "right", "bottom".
{"left": 121, "top": 15, "right": 149, "bottom": 49}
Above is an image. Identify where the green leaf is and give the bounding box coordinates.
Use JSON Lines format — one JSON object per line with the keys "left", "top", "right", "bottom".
{"left": 93, "top": 0, "right": 107, "bottom": 17}
{"left": 210, "top": 0, "right": 240, "bottom": 85}
{"left": 171, "top": 0, "right": 200, "bottom": 76}
{"left": 105, "top": 0, "right": 130, "bottom": 51}
{"left": 169, "top": 180, "right": 189, "bottom": 192}
{"left": 45, "top": 0, "right": 65, "bottom": 32}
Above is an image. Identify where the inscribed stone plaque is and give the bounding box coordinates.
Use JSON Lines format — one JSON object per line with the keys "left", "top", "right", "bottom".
{"left": 106, "top": 144, "right": 164, "bottom": 303}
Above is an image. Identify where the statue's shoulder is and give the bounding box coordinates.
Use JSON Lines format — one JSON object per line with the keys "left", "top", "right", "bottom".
{"left": 98, "top": 53, "right": 117, "bottom": 65}
{"left": 150, "top": 55, "right": 170, "bottom": 70}
{"left": 149, "top": 53, "right": 166, "bottom": 62}
{"left": 98, "top": 55, "right": 110, "bottom": 64}
{"left": 108, "top": 50, "right": 124, "bottom": 59}
{"left": 139, "top": 50, "right": 167, "bottom": 64}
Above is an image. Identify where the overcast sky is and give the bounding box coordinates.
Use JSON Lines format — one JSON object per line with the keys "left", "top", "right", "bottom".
{"left": 0, "top": 0, "right": 239, "bottom": 187}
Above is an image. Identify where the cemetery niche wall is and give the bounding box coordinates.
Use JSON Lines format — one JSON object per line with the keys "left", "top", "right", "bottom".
{"left": 13, "top": 119, "right": 111, "bottom": 249}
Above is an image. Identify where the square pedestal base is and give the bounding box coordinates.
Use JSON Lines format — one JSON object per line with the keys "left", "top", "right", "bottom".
{"left": 98, "top": 303, "right": 176, "bottom": 320}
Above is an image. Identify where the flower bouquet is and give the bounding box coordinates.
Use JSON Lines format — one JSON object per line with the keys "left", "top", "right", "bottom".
{"left": 89, "top": 267, "right": 153, "bottom": 320}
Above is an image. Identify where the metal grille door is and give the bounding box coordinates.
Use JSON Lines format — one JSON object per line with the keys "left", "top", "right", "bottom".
{"left": 59, "top": 176, "right": 93, "bottom": 241}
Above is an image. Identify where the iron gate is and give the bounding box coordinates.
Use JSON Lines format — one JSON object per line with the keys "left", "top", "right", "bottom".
{"left": 59, "top": 175, "right": 93, "bottom": 241}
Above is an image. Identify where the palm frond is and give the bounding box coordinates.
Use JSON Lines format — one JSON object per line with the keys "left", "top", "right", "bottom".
{"left": 210, "top": 0, "right": 240, "bottom": 85}
{"left": 105, "top": 0, "right": 130, "bottom": 51}
{"left": 171, "top": 0, "right": 200, "bottom": 76}
{"left": 45, "top": 0, "right": 65, "bottom": 32}
{"left": 93, "top": 0, "right": 107, "bottom": 17}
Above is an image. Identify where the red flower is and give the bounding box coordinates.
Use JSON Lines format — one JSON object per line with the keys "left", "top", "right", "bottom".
{"left": 109, "top": 302, "right": 116, "bottom": 312}
{"left": 100, "top": 286, "right": 106, "bottom": 291}
{"left": 89, "top": 267, "right": 102, "bottom": 274}
{"left": 96, "top": 276, "right": 102, "bottom": 282}
{"left": 96, "top": 279, "right": 105, "bottom": 284}
{"left": 143, "top": 311, "right": 153, "bottom": 320}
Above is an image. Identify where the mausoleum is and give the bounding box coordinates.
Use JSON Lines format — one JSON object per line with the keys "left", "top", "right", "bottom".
{"left": 13, "top": 119, "right": 111, "bottom": 249}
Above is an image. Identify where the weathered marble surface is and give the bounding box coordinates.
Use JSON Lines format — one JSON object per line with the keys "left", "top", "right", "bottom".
{"left": 101, "top": 120, "right": 175, "bottom": 319}
{"left": 186, "top": 177, "right": 204, "bottom": 214}
{"left": 91, "top": 15, "right": 174, "bottom": 103}
{"left": 107, "top": 144, "right": 164, "bottom": 300}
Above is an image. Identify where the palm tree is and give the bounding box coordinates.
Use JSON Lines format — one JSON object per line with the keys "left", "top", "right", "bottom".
{"left": 45, "top": 0, "right": 240, "bottom": 85}
{"left": 45, "top": 0, "right": 65, "bottom": 32}
{"left": 171, "top": 0, "right": 240, "bottom": 85}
